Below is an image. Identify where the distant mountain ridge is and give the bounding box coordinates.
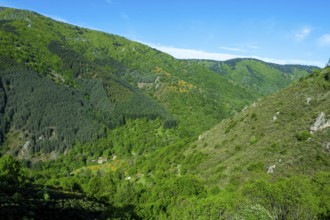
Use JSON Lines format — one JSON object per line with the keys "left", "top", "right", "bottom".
{"left": 191, "top": 58, "right": 317, "bottom": 95}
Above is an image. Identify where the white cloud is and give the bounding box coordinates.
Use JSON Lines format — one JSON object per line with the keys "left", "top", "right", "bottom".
{"left": 294, "top": 27, "right": 312, "bottom": 41}
{"left": 145, "top": 44, "right": 323, "bottom": 67}
{"left": 318, "top": 34, "right": 330, "bottom": 47}
{"left": 250, "top": 56, "right": 323, "bottom": 67}
{"left": 40, "top": 12, "right": 69, "bottom": 23}
{"left": 219, "top": 46, "right": 247, "bottom": 53}
{"left": 153, "top": 45, "right": 240, "bottom": 61}
{"left": 105, "top": 0, "right": 113, "bottom": 4}
{"left": 46, "top": 15, "right": 68, "bottom": 23}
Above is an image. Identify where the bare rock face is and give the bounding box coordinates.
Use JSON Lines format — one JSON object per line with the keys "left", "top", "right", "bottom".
{"left": 267, "top": 165, "right": 276, "bottom": 174}
{"left": 323, "top": 142, "right": 330, "bottom": 153}
{"left": 310, "top": 112, "right": 330, "bottom": 134}
{"left": 306, "top": 97, "right": 312, "bottom": 104}
{"left": 19, "top": 140, "right": 31, "bottom": 158}
{"left": 272, "top": 112, "right": 280, "bottom": 122}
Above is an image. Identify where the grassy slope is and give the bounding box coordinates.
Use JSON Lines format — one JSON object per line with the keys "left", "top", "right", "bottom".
{"left": 185, "top": 67, "right": 330, "bottom": 187}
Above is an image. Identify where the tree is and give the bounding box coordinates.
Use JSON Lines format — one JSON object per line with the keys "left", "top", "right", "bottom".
{"left": 0, "top": 155, "right": 22, "bottom": 185}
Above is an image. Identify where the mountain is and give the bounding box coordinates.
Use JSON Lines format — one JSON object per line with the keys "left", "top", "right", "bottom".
{"left": 4, "top": 66, "right": 325, "bottom": 220}
{"left": 0, "top": 7, "right": 317, "bottom": 157}
{"left": 0, "top": 6, "right": 258, "bottom": 155}
{"left": 184, "top": 67, "right": 330, "bottom": 186}
{"left": 0, "top": 6, "right": 328, "bottom": 220}
{"left": 192, "top": 58, "right": 317, "bottom": 96}
{"left": 115, "top": 67, "right": 329, "bottom": 219}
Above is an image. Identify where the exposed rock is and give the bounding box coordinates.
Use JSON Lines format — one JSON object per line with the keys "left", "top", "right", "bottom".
{"left": 323, "top": 142, "right": 330, "bottom": 153}
{"left": 137, "top": 82, "right": 153, "bottom": 89}
{"left": 137, "top": 76, "right": 161, "bottom": 90}
{"left": 20, "top": 140, "right": 31, "bottom": 158}
{"left": 267, "top": 165, "right": 276, "bottom": 174}
{"left": 49, "top": 151, "right": 58, "bottom": 160}
{"left": 154, "top": 76, "right": 160, "bottom": 84}
{"left": 272, "top": 112, "right": 280, "bottom": 122}
{"left": 273, "top": 115, "right": 277, "bottom": 121}
{"left": 310, "top": 112, "right": 330, "bottom": 134}
{"left": 97, "top": 157, "right": 108, "bottom": 164}
{"left": 306, "top": 97, "right": 312, "bottom": 104}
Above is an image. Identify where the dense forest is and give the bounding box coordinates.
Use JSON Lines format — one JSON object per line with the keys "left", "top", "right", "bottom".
{"left": 0, "top": 7, "right": 328, "bottom": 219}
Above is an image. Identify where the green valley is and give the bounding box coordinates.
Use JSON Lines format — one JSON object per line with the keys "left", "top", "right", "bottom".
{"left": 0, "top": 6, "right": 328, "bottom": 220}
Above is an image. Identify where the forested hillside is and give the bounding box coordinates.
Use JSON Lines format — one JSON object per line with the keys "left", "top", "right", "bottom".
{"left": 2, "top": 68, "right": 329, "bottom": 219}
{"left": 0, "top": 6, "right": 328, "bottom": 220}
{"left": 0, "top": 6, "right": 260, "bottom": 155}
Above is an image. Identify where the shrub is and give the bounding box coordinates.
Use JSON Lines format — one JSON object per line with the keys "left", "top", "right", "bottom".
{"left": 247, "top": 161, "right": 264, "bottom": 171}
{"left": 295, "top": 130, "right": 311, "bottom": 141}
{"left": 250, "top": 136, "right": 258, "bottom": 144}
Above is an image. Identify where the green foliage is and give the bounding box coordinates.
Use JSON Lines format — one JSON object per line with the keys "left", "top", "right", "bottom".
{"left": 243, "top": 176, "right": 322, "bottom": 219}
{"left": 0, "top": 6, "right": 258, "bottom": 153}
{"left": 185, "top": 67, "right": 330, "bottom": 186}
{"left": 0, "top": 7, "right": 328, "bottom": 220}
{"left": 0, "top": 69, "right": 108, "bottom": 153}
{"left": 249, "top": 135, "right": 258, "bottom": 144}
{"left": 295, "top": 130, "right": 312, "bottom": 141}
{"left": 194, "top": 58, "right": 316, "bottom": 96}
{"left": 247, "top": 161, "right": 264, "bottom": 171}
{"left": 235, "top": 204, "right": 272, "bottom": 220}
{"left": 0, "top": 155, "right": 22, "bottom": 185}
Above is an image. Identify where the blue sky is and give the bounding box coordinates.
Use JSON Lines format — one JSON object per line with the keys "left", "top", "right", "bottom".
{"left": 1, "top": 0, "right": 329, "bottom": 67}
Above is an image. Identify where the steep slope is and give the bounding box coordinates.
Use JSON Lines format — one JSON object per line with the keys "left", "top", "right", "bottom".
{"left": 186, "top": 67, "right": 330, "bottom": 187}
{"left": 0, "top": 6, "right": 328, "bottom": 220}
{"left": 193, "top": 58, "right": 317, "bottom": 96}
{"left": 20, "top": 68, "right": 330, "bottom": 219}
{"left": 0, "top": 5, "right": 257, "bottom": 151}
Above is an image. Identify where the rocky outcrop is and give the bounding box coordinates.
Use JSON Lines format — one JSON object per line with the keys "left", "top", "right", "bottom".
{"left": 273, "top": 112, "right": 280, "bottom": 122}
{"left": 310, "top": 112, "right": 330, "bottom": 134}
{"left": 267, "top": 165, "right": 276, "bottom": 174}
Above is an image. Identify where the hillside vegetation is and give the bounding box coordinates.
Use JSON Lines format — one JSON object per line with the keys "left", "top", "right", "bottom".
{"left": 0, "top": 6, "right": 328, "bottom": 220}
{"left": 2, "top": 67, "right": 328, "bottom": 219}
{"left": 187, "top": 67, "right": 330, "bottom": 186}
{"left": 0, "top": 6, "right": 260, "bottom": 155}
{"left": 194, "top": 58, "right": 315, "bottom": 95}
